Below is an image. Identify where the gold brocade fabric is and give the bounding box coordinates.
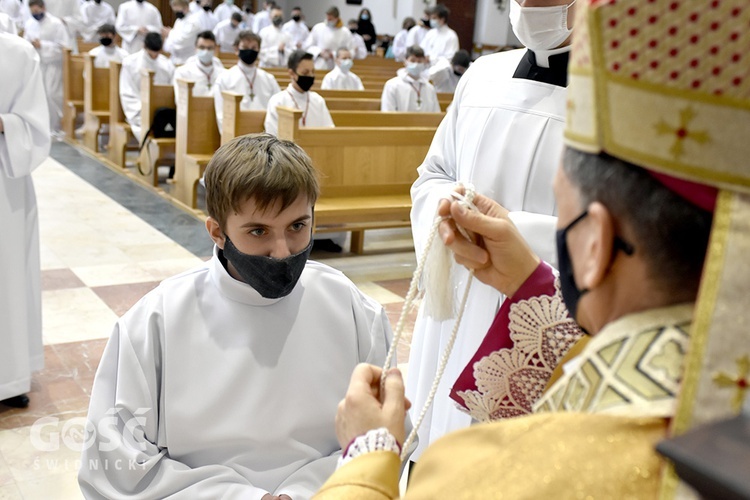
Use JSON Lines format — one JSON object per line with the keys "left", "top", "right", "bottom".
{"left": 315, "top": 413, "right": 666, "bottom": 499}
{"left": 535, "top": 304, "right": 693, "bottom": 417}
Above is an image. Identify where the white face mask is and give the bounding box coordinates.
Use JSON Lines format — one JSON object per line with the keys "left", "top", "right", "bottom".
{"left": 429, "top": 18, "right": 439, "bottom": 29}
{"left": 197, "top": 48, "right": 214, "bottom": 65}
{"left": 338, "top": 58, "right": 353, "bottom": 73}
{"left": 509, "top": 0, "right": 575, "bottom": 51}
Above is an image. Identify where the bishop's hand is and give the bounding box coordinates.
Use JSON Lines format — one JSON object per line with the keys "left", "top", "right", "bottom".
{"left": 335, "top": 364, "right": 409, "bottom": 450}
{"left": 438, "top": 190, "right": 540, "bottom": 299}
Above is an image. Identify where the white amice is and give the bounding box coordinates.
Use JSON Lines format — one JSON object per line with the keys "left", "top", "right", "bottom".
{"left": 78, "top": 250, "right": 392, "bottom": 499}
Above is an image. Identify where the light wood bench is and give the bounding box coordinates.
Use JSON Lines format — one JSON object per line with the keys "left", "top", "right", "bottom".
{"left": 108, "top": 60, "right": 136, "bottom": 168}
{"left": 62, "top": 48, "right": 84, "bottom": 140}
{"left": 276, "top": 106, "right": 435, "bottom": 253}
{"left": 174, "top": 79, "right": 221, "bottom": 208}
{"left": 136, "top": 69, "right": 176, "bottom": 186}
{"left": 220, "top": 91, "right": 266, "bottom": 145}
{"left": 330, "top": 110, "right": 444, "bottom": 128}
{"left": 82, "top": 53, "right": 110, "bottom": 153}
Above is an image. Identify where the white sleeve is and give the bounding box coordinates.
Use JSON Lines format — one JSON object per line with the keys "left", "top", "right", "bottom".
{"left": 114, "top": 6, "right": 137, "bottom": 43}
{"left": 319, "top": 98, "right": 334, "bottom": 128}
{"left": 380, "top": 80, "right": 397, "bottom": 112}
{"left": 0, "top": 42, "right": 50, "bottom": 178}
{"left": 119, "top": 63, "right": 141, "bottom": 124}
{"left": 354, "top": 74, "right": 364, "bottom": 91}
{"left": 78, "top": 315, "right": 273, "bottom": 499}
{"left": 320, "top": 73, "right": 332, "bottom": 90}
{"left": 508, "top": 212, "right": 559, "bottom": 269}
{"left": 424, "top": 84, "right": 440, "bottom": 113}
{"left": 264, "top": 96, "right": 278, "bottom": 135}
{"left": 145, "top": 7, "right": 163, "bottom": 32}
{"left": 212, "top": 75, "right": 225, "bottom": 130}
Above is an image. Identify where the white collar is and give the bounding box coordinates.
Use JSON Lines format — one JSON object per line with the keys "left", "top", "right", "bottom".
{"left": 532, "top": 44, "right": 571, "bottom": 69}
{"left": 238, "top": 61, "right": 257, "bottom": 75}
{"left": 286, "top": 82, "right": 308, "bottom": 98}
{"left": 398, "top": 68, "right": 426, "bottom": 84}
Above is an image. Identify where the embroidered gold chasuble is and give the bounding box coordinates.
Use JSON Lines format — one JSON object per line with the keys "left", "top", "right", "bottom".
{"left": 314, "top": 304, "right": 693, "bottom": 499}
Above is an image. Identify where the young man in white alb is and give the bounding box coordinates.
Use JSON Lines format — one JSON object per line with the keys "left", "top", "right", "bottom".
{"left": 321, "top": 48, "right": 363, "bottom": 91}
{"left": 213, "top": 11, "right": 241, "bottom": 53}
{"left": 212, "top": 30, "right": 280, "bottom": 129}
{"left": 282, "top": 6, "right": 308, "bottom": 50}
{"left": 79, "top": 0, "right": 115, "bottom": 42}
{"left": 420, "top": 4, "right": 458, "bottom": 66}
{"left": 212, "top": 0, "right": 239, "bottom": 24}
{"left": 381, "top": 45, "right": 439, "bottom": 113}
{"left": 88, "top": 23, "right": 128, "bottom": 68}
{"left": 173, "top": 30, "right": 225, "bottom": 102}
{"left": 114, "top": 0, "right": 163, "bottom": 53}
{"left": 264, "top": 49, "right": 333, "bottom": 136}
{"left": 303, "top": 6, "right": 351, "bottom": 70}
{"left": 162, "top": 0, "right": 202, "bottom": 65}
{"left": 258, "top": 6, "right": 290, "bottom": 68}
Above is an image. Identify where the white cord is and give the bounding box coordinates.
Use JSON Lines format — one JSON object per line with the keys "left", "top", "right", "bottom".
{"left": 380, "top": 186, "right": 476, "bottom": 461}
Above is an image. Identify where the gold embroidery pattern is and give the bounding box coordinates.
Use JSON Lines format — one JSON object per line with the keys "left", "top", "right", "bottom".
{"left": 712, "top": 354, "right": 750, "bottom": 412}
{"left": 654, "top": 106, "right": 710, "bottom": 160}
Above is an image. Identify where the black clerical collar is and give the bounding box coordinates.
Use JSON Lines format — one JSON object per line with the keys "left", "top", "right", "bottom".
{"left": 513, "top": 49, "right": 570, "bottom": 88}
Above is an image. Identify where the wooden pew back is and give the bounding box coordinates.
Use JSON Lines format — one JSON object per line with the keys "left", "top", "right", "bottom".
{"left": 62, "top": 48, "right": 85, "bottom": 138}
{"left": 137, "top": 69, "right": 177, "bottom": 185}
{"left": 220, "top": 91, "right": 266, "bottom": 145}
{"left": 108, "top": 60, "right": 133, "bottom": 167}
{"left": 82, "top": 53, "right": 110, "bottom": 152}
{"left": 330, "top": 111, "right": 444, "bottom": 128}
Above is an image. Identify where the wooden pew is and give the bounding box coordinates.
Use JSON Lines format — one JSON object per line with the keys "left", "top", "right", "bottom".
{"left": 174, "top": 79, "right": 221, "bottom": 208}
{"left": 108, "top": 60, "right": 136, "bottom": 167}
{"left": 136, "top": 69, "right": 176, "bottom": 186}
{"left": 220, "top": 91, "right": 266, "bottom": 145}
{"left": 82, "top": 53, "right": 110, "bottom": 153}
{"left": 62, "top": 48, "right": 84, "bottom": 140}
{"left": 324, "top": 98, "right": 381, "bottom": 111}
{"left": 78, "top": 40, "right": 99, "bottom": 53}
{"left": 276, "top": 106, "right": 435, "bottom": 253}
{"left": 330, "top": 111, "right": 444, "bottom": 128}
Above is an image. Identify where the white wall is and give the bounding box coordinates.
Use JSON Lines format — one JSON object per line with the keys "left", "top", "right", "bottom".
{"left": 472, "top": 0, "right": 517, "bottom": 51}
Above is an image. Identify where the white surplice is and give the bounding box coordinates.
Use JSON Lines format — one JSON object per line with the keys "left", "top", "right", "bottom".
{"left": 193, "top": 7, "right": 217, "bottom": 32}
{"left": 213, "top": 1, "right": 239, "bottom": 24}
{"left": 119, "top": 50, "right": 174, "bottom": 141}
{"left": 420, "top": 24, "right": 458, "bottom": 65}
{"left": 303, "top": 22, "right": 351, "bottom": 70}
{"left": 23, "top": 12, "right": 69, "bottom": 132}
{"left": 0, "top": 12, "right": 16, "bottom": 34}
{"left": 212, "top": 18, "right": 240, "bottom": 53}
{"left": 391, "top": 28, "right": 408, "bottom": 62}
{"left": 258, "top": 24, "right": 291, "bottom": 68}
{"left": 163, "top": 12, "right": 202, "bottom": 65}
{"left": 251, "top": 7, "right": 269, "bottom": 34}
{"left": 212, "top": 63, "right": 280, "bottom": 129}
{"left": 428, "top": 57, "right": 461, "bottom": 93}
{"left": 79, "top": 0, "right": 115, "bottom": 42}
{"left": 282, "top": 18, "right": 309, "bottom": 49}
{"left": 264, "top": 83, "right": 333, "bottom": 136}
{"left": 405, "top": 24, "right": 428, "bottom": 49}
{"left": 114, "top": 0, "right": 163, "bottom": 54}
{"left": 0, "top": 33, "right": 50, "bottom": 401}
{"left": 89, "top": 44, "right": 128, "bottom": 68}
{"left": 0, "top": 0, "right": 25, "bottom": 30}
{"left": 172, "top": 55, "right": 225, "bottom": 102}
{"left": 381, "top": 69, "right": 439, "bottom": 113}
{"left": 406, "top": 49, "right": 565, "bottom": 459}
{"left": 78, "top": 249, "right": 392, "bottom": 499}
{"left": 45, "top": 0, "right": 81, "bottom": 44}
{"left": 320, "top": 66, "right": 363, "bottom": 91}
{"left": 349, "top": 32, "right": 367, "bottom": 60}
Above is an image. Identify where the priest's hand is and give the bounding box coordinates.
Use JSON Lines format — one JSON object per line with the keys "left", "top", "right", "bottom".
{"left": 336, "top": 364, "right": 410, "bottom": 450}
{"left": 31, "top": 39, "right": 41, "bottom": 49}
{"left": 438, "top": 191, "right": 540, "bottom": 298}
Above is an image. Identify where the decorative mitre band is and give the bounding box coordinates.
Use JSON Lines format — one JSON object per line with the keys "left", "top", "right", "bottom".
{"left": 565, "top": 1, "right": 750, "bottom": 498}
{"left": 565, "top": 0, "right": 750, "bottom": 192}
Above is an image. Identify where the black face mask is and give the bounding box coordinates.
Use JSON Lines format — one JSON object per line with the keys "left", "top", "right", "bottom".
{"left": 238, "top": 48, "right": 258, "bottom": 65}
{"left": 453, "top": 70, "right": 463, "bottom": 78}
{"left": 421, "top": 17, "right": 430, "bottom": 27}
{"left": 222, "top": 235, "right": 312, "bottom": 299}
{"left": 272, "top": 16, "right": 283, "bottom": 26}
{"left": 203, "top": 5, "right": 211, "bottom": 11}
{"left": 94, "top": 0, "right": 101, "bottom": 4}
{"left": 136, "top": 0, "right": 144, "bottom": 3}
{"left": 292, "top": 15, "right": 301, "bottom": 22}
{"left": 244, "top": 7, "right": 251, "bottom": 13}
{"left": 99, "top": 37, "right": 113, "bottom": 46}
{"left": 295, "top": 74, "right": 315, "bottom": 91}
{"left": 556, "top": 210, "right": 634, "bottom": 327}
{"left": 174, "top": 10, "right": 185, "bottom": 18}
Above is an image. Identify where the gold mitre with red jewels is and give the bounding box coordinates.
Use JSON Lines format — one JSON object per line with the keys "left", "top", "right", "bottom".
{"left": 565, "top": 0, "right": 750, "bottom": 497}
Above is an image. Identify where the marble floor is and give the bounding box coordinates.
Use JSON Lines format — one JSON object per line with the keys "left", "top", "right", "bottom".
{"left": 0, "top": 142, "right": 418, "bottom": 499}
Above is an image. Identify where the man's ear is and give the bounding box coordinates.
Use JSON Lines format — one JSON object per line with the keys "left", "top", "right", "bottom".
{"left": 578, "top": 201, "right": 615, "bottom": 290}
{"left": 206, "top": 217, "right": 226, "bottom": 249}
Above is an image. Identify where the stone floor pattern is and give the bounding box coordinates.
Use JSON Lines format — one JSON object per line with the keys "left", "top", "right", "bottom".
{"left": 0, "top": 143, "right": 418, "bottom": 499}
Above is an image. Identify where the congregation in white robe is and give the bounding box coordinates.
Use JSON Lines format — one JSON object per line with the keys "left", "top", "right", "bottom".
{"left": 0, "top": 11, "right": 16, "bottom": 34}
{"left": 405, "top": 16, "right": 429, "bottom": 48}
{"left": 79, "top": 0, "right": 115, "bottom": 42}
{"left": 88, "top": 27, "right": 128, "bottom": 68}
{"left": 406, "top": 46, "right": 568, "bottom": 459}
{"left": 114, "top": 0, "right": 163, "bottom": 53}
{"left": 381, "top": 68, "right": 439, "bottom": 113}
{"left": 282, "top": 9, "right": 308, "bottom": 50}
{"left": 321, "top": 49, "right": 364, "bottom": 91}
{"left": 0, "top": 32, "right": 50, "bottom": 409}
{"left": 173, "top": 48, "right": 225, "bottom": 102}
{"left": 212, "top": 0, "right": 239, "bottom": 24}
{"left": 420, "top": 6, "right": 459, "bottom": 65}
{"left": 213, "top": 61, "right": 280, "bottom": 127}
{"left": 212, "top": 14, "right": 241, "bottom": 53}
{"left": 303, "top": 8, "right": 351, "bottom": 71}
{"left": 23, "top": 1, "right": 69, "bottom": 133}
{"left": 258, "top": 12, "right": 291, "bottom": 68}
{"left": 264, "top": 83, "right": 333, "bottom": 136}
{"left": 119, "top": 35, "right": 175, "bottom": 141}
{"left": 193, "top": 4, "right": 217, "bottom": 32}
{"left": 251, "top": 0, "right": 270, "bottom": 33}
{"left": 0, "top": 0, "right": 25, "bottom": 31}
{"left": 162, "top": 0, "right": 202, "bottom": 65}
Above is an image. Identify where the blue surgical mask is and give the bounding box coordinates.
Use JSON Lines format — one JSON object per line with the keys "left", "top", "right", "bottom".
{"left": 429, "top": 18, "right": 439, "bottom": 29}
{"left": 32, "top": 12, "right": 45, "bottom": 21}
{"left": 406, "top": 62, "right": 423, "bottom": 77}
{"left": 360, "top": 13, "right": 369, "bottom": 21}
{"left": 222, "top": 235, "right": 312, "bottom": 299}
{"left": 338, "top": 58, "right": 353, "bottom": 72}
{"left": 197, "top": 48, "right": 214, "bottom": 65}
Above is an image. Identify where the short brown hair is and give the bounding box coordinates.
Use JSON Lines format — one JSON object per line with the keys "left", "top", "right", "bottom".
{"left": 205, "top": 134, "right": 320, "bottom": 229}
{"left": 233, "top": 29, "right": 261, "bottom": 48}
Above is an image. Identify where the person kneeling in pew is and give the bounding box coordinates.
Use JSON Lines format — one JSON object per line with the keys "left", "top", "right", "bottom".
{"left": 381, "top": 45, "right": 440, "bottom": 113}
{"left": 213, "top": 29, "right": 281, "bottom": 129}
{"left": 264, "top": 49, "right": 333, "bottom": 136}
{"left": 78, "top": 134, "right": 394, "bottom": 500}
